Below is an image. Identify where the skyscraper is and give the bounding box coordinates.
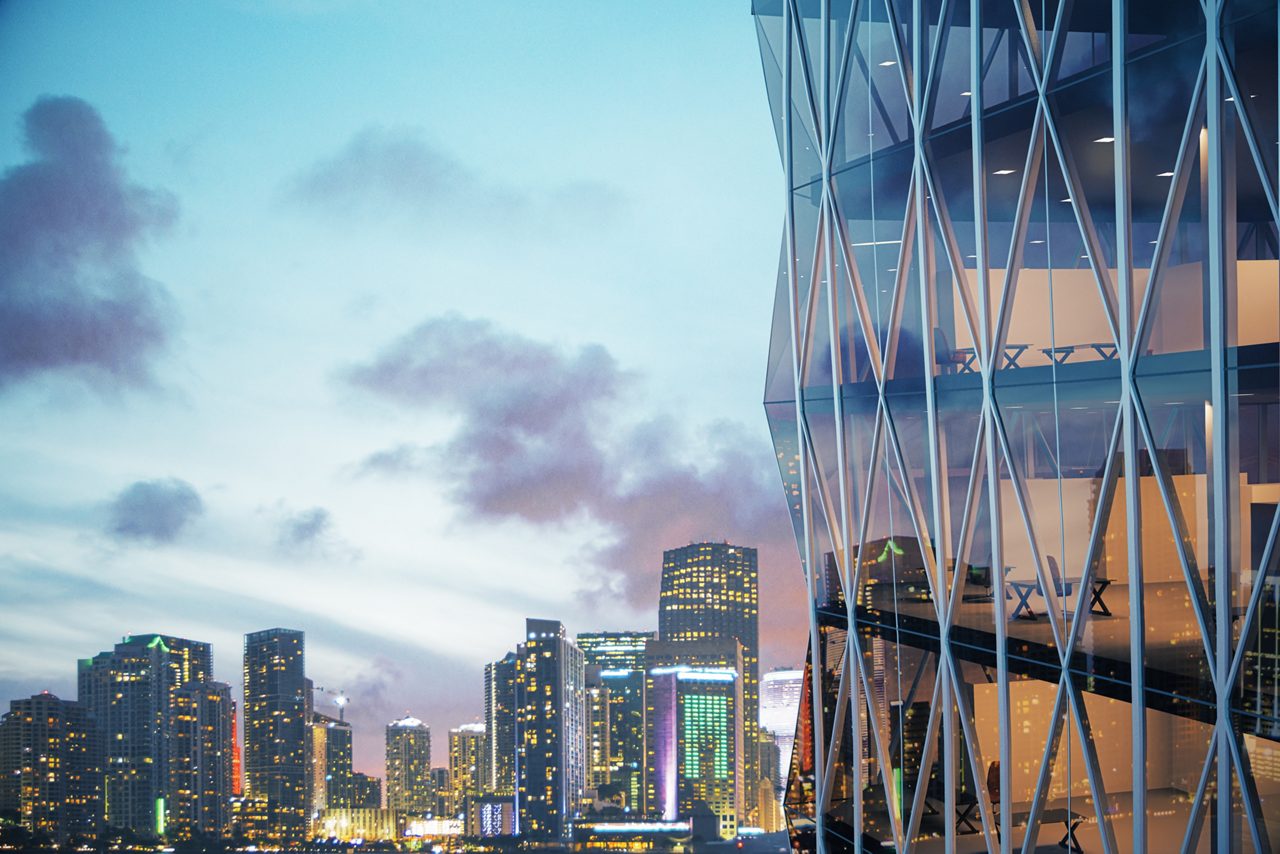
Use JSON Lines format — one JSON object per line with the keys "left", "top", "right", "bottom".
{"left": 576, "top": 630, "right": 654, "bottom": 811}
{"left": 483, "top": 652, "right": 517, "bottom": 796}
{"left": 659, "top": 543, "right": 760, "bottom": 813}
{"left": 755, "top": 1, "right": 1280, "bottom": 850}
{"left": 309, "top": 712, "right": 353, "bottom": 813}
{"left": 759, "top": 669, "right": 803, "bottom": 790}
{"left": 0, "top": 693, "right": 101, "bottom": 843}
{"left": 242, "top": 629, "right": 309, "bottom": 844}
{"left": 645, "top": 666, "right": 743, "bottom": 841}
{"left": 384, "top": 716, "right": 431, "bottom": 814}
{"left": 351, "top": 772, "right": 381, "bottom": 810}
{"left": 584, "top": 666, "right": 611, "bottom": 791}
{"left": 448, "top": 724, "right": 486, "bottom": 818}
{"left": 514, "top": 618, "right": 585, "bottom": 841}
{"left": 167, "top": 681, "right": 233, "bottom": 840}
{"left": 78, "top": 633, "right": 212, "bottom": 837}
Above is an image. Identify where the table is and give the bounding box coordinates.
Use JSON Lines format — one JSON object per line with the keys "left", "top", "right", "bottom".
{"left": 952, "top": 344, "right": 1030, "bottom": 372}
{"left": 1006, "top": 573, "right": 1112, "bottom": 621}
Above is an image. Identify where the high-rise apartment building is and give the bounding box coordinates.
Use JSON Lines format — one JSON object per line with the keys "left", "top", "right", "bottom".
{"left": 0, "top": 693, "right": 101, "bottom": 843}
{"left": 755, "top": 1, "right": 1280, "bottom": 850}
{"left": 242, "top": 629, "right": 309, "bottom": 844}
{"left": 384, "top": 716, "right": 432, "bottom": 814}
{"left": 659, "top": 543, "right": 760, "bottom": 816}
{"left": 584, "top": 667, "right": 611, "bottom": 791}
{"left": 576, "top": 630, "right": 654, "bottom": 811}
{"left": 448, "top": 724, "right": 486, "bottom": 816}
{"left": 167, "top": 681, "right": 233, "bottom": 840}
{"left": 351, "top": 772, "right": 381, "bottom": 810}
{"left": 309, "top": 712, "right": 353, "bottom": 813}
{"left": 645, "top": 666, "right": 743, "bottom": 841}
{"left": 514, "top": 618, "right": 585, "bottom": 841}
{"left": 78, "top": 633, "right": 211, "bottom": 836}
{"left": 483, "top": 652, "right": 517, "bottom": 796}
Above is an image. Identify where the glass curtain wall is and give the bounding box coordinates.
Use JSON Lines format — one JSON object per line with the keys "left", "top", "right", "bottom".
{"left": 754, "top": 0, "right": 1280, "bottom": 850}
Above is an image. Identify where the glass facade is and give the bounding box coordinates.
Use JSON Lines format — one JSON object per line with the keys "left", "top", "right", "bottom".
{"left": 753, "top": 0, "right": 1280, "bottom": 850}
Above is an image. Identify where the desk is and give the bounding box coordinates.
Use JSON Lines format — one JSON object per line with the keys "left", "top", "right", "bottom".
{"left": 953, "top": 345, "right": 1031, "bottom": 372}
{"left": 1006, "top": 573, "right": 1113, "bottom": 621}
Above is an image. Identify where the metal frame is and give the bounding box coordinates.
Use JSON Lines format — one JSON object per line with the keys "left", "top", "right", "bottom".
{"left": 756, "top": 0, "right": 1280, "bottom": 850}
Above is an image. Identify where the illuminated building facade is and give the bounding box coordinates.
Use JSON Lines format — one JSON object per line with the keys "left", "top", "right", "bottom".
{"left": 483, "top": 651, "right": 517, "bottom": 796}
{"left": 310, "top": 712, "right": 354, "bottom": 813}
{"left": 242, "top": 628, "right": 309, "bottom": 844}
{"left": 585, "top": 666, "right": 612, "bottom": 791}
{"left": 755, "top": 0, "right": 1280, "bottom": 849}
{"left": 0, "top": 693, "right": 100, "bottom": 843}
{"left": 759, "top": 668, "right": 803, "bottom": 790}
{"left": 577, "top": 630, "right": 654, "bottom": 811}
{"left": 644, "top": 666, "right": 743, "bottom": 841}
{"left": 430, "top": 766, "right": 452, "bottom": 816}
{"left": 385, "top": 715, "right": 432, "bottom": 814}
{"left": 659, "top": 542, "right": 760, "bottom": 817}
{"left": 167, "top": 681, "right": 233, "bottom": 840}
{"left": 448, "top": 724, "right": 486, "bottom": 816}
{"left": 515, "top": 618, "right": 586, "bottom": 841}
{"left": 77, "top": 633, "right": 211, "bottom": 837}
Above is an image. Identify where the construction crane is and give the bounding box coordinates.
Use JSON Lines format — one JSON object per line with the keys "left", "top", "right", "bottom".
{"left": 311, "top": 685, "right": 350, "bottom": 722}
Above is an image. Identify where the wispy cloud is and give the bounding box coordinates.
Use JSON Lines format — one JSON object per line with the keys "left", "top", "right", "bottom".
{"left": 106, "top": 478, "right": 204, "bottom": 545}
{"left": 0, "top": 96, "right": 177, "bottom": 390}
{"left": 344, "top": 314, "right": 799, "bottom": 611}
{"left": 282, "top": 126, "right": 621, "bottom": 232}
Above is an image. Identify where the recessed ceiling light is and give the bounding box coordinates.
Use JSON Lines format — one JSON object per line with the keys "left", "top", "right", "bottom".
{"left": 1030, "top": 239, "right": 1045, "bottom": 244}
{"left": 993, "top": 169, "right": 1016, "bottom": 175}
{"left": 1156, "top": 171, "right": 1174, "bottom": 177}
{"left": 879, "top": 60, "right": 896, "bottom": 67}
{"left": 1226, "top": 96, "right": 1235, "bottom": 102}
{"left": 961, "top": 91, "right": 972, "bottom": 97}
{"left": 886, "top": 268, "right": 898, "bottom": 273}
{"left": 1095, "top": 136, "right": 1115, "bottom": 143}
{"left": 1061, "top": 197, "right": 1072, "bottom": 203}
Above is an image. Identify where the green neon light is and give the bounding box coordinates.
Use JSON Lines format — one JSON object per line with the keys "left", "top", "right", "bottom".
{"left": 155, "top": 797, "right": 165, "bottom": 837}
{"left": 876, "top": 539, "right": 905, "bottom": 563}
{"left": 147, "top": 636, "right": 170, "bottom": 653}
{"left": 893, "top": 768, "right": 902, "bottom": 822}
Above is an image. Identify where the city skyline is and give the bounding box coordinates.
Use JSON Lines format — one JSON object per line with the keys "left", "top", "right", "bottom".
{"left": 0, "top": 0, "right": 808, "bottom": 783}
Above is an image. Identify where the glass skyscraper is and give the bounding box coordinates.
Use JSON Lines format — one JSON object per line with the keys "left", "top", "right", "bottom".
{"left": 384, "top": 715, "right": 432, "bottom": 814}
{"left": 754, "top": 0, "right": 1280, "bottom": 850}
{"left": 577, "top": 630, "right": 655, "bottom": 811}
{"left": 0, "top": 693, "right": 100, "bottom": 843}
{"left": 242, "top": 629, "right": 309, "bottom": 844}
{"left": 484, "top": 651, "right": 518, "bottom": 797}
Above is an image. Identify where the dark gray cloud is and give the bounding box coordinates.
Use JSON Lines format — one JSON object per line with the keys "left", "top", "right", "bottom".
{"left": 277, "top": 506, "right": 333, "bottom": 550}
{"left": 283, "top": 126, "right": 620, "bottom": 229}
{"left": 345, "top": 315, "right": 800, "bottom": 612}
{"left": 106, "top": 478, "right": 203, "bottom": 545}
{"left": 0, "top": 96, "right": 177, "bottom": 388}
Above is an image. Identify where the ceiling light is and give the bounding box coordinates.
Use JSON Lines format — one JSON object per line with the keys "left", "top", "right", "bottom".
{"left": 879, "top": 60, "right": 896, "bottom": 67}
{"left": 1030, "top": 239, "right": 1045, "bottom": 244}
{"left": 1095, "top": 136, "right": 1115, "bottom": 143}
{"left": 1061, "top": 197, "right": 1072, "bottom": 203}
{"left": 993, "top": 169, "right": 1016, "bottom": 175}
{"left": 961, "top": 90, "right": 972, "bottom": 97}
{"left": 1156, "top": 171, "right": 1174, "bottom": 177}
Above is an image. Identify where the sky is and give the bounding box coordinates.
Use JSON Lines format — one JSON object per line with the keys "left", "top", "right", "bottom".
{"left": 0, "top": 0, "right": 804, "bottom": 777}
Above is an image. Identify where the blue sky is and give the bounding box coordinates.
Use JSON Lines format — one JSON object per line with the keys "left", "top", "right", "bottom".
{"left": 0, "top": 0, "right": 803, "bottom": 775}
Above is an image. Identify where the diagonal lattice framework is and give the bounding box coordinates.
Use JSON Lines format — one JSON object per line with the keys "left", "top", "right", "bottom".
{"left": 757, "top": 0, "right": 1280, "bottom": 851}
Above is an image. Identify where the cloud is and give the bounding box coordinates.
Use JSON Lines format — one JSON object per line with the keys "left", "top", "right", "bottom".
{"left": 0, "top": 96, "right": 177, "bottom": 389}
{"left": 282, "top": 126, "right": 620, "bottom": 230}
{"left": 106, "top": 478, "right": 203, "bottom": 545}
{"left": 274, "top": 505, "right": 361, "bottom": 562}
{"left": 345, "top": 314, "right": 799, "bottom": 609}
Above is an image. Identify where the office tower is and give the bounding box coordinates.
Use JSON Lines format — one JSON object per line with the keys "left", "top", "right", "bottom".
{"left": 77, "top": 633, "right": 211, "bottom": 836}
{"left": 0, "top": 693, "right": 100, "bottom": 843}
{"left": 483, "top": 652, "right": 517, "bottom": 796}
{"left": 759, "top": 669, "right": 803, "bottom": 789}
{"left": 659, "top": 542, "right": 760, "bottom": 814}
{"left": 231, "top": 701, "right": 242, "bottom": 796}
{"left": 576, "top": 631, "right": 654, "bottom": 811}
{"left": 448, "top": 724, "right": 485, "bottom": 816}
{"left": 351, "top": 772, "right": 382, "bottom": 810}
{"left": 755, "top": 2, "right": 1280, "bottom": 850}
{"left": 385, "top": 715, "right": 431, "bottom": 814}
{"left": 309, "top": 712, "right": 353, "bottom": 812}
{"left": 242, "top": 629, "right": 309, "bottom": 844}
{"left": 167, "top": 681, "right": 233, "bottom": 840}
{"left": 514, "top": 618, "right": 585, "bottom": 841}
{"left": 584, "top": 667, "right": 611, "bottom": 791}
{"left": 645, "top": 665, "right": 743, "bottom": 840}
